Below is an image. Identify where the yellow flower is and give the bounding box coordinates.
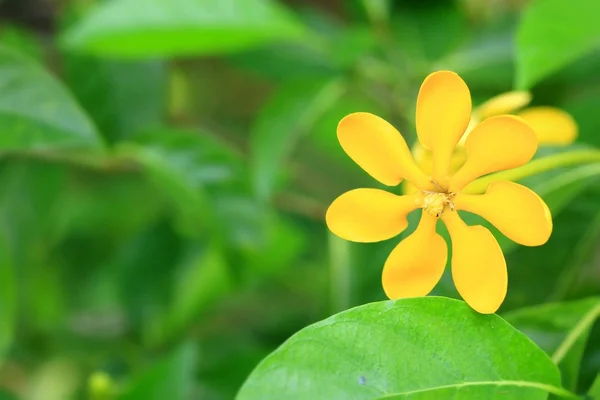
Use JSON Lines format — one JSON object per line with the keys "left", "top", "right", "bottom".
{"left": 325, "top": 71, "right": 553, "bottom": 314}
{"left": 405, "top": 88, "right": 578, "bottom": 194}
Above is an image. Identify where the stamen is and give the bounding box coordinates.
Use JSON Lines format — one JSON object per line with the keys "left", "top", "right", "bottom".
{"left": 421, "top": 191, "right": 456, "bottom": 218}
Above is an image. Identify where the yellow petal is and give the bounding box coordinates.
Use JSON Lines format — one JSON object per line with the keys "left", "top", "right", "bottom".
{"left": 337, "top": 113, "right": 430, "bottom": 188}
{"left": 326, "top": 189, "right": 419, "bottom": 243}
{"left": 416, "top": 71, "right": 472, "bottom": 186}
{"left": 457, "top": 117, "right": 480, "bottom": 146}
{"left": 516, "top": 107, "right": 578, "bottom": 145}
{"left": 411, "top": 142, "right": 467, "bottom": 177}
{"left": 449, "top": 115, "right": 537, "bottom": 192}
{"left": 382, "top": 212, "right": 447, "bottom": 299}
{"left": 402, "top": 181, "right": 419, "bottom": 195}
{"left": 442, "top": 212, "right": 507, "bottom": 314}
{"left": 455, "top": 181, "right": 552, "bottom": 246}
{"left": 475, "top": 91, "right": 532, "bottom": 120}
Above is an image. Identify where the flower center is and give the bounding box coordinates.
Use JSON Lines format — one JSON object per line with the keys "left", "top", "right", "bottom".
{"left": 421, "top": 191, "right": 455, "bottom": 218}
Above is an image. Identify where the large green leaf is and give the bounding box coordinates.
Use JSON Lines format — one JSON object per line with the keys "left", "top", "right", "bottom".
{"left": 118, "top": 342, "right": 198, "bottom": 400}
{"left": 504, "top": 298, "right": 600, "bottom": 391}
{"left": 238, "top": 297, "right": 567, "bottom": 399}
{"left": 60, "top": 0, "right": 305, "bottom": 58}
{"left": 516, "top": 0, "right": 600, "bottom": 88}
{"left": 0, "top": 46, "right": 102, "bottom": 150}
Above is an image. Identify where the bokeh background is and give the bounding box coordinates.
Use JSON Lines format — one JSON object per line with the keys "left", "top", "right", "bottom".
{"left": 0, "top": 0, "right": 599, "bottom": 398}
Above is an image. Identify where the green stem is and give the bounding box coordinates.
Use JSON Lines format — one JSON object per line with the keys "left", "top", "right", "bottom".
{"left": 0, "top": 150, "right": 137, "bottom": 173}
{"left": 328, "top": 231, "right": 352, "bottom": 313}
{"left": 551, "top": 302, "right": 600, "bottom": 365}
{"left": 464, "top": 150, "right": 600, "bottom": 194}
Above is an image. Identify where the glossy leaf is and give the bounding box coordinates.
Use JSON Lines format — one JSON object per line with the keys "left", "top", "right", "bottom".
{"left": 0, "top": 46, "right": 102, "bottom": 150}
{"left": 516, "top": 0, "right": 600, "bottom": 88}
{"left": 504, "top": 298, "right": 600, "bottom": 391}
{"left": 238, "top": 297, "right": 565, "bottom": 399}
{"left": 60, "top": 0, "right": 305, "bottom": 57}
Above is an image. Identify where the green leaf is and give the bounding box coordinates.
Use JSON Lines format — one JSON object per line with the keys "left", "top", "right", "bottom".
{"left": 504, "top": 179, "right": 600, "bottom": 310}
{"left": 504, "top": 298, "right": 600, "bottom": 391}
{"left": 0, "top": 46, "right": 102, "bottom": 150}
{"left": 165, "top": 245, "right": 231, "bottom": 337}
{"left": 0, "top": 389, "right": 19, "bottom": 400}
{"left": 60, "top": 0, "right": 305, "bottom": 58}
{"left": 229, "top": 43, "right": 339, "bottom": 82}
{"left": 0, "top": 162, "right": 70, "bottom": 334}
{"left": 251, "top": 78, "right": 345, "bottom": 201}
{"left": 238, "top": 297, "right": 566, "bottom": 399}
{"left": 588, "top": 374, "right": 600, "bottom": 399}
{"left": 0, "top": 24, "right": 44, "bottom": 62}
{"left": 0, "top": 230, "right": 15, "bottom": 359}
{"left": 62, "top": 56, "right": 167, "bottom": 142}
{"left": 118, "top": 342, "right": 198, "bottom": 400}
{"left": 516, "top": 0, "right": 600, "bottom": 88}
{"left": 118, "top": 128, "right": 243, "bottom": 229}
{"left": 460, "top": 146, "right": 600, "bottom": 256}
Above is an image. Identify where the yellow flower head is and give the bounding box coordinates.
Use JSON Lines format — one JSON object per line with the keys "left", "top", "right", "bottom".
{"left": 326, "top": 71, "right": 553, "bottom": 314}
{"left": 404, "top": 87, "right": 578, "bottom": 194}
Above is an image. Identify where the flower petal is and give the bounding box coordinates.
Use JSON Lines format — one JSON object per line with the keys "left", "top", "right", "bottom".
{"left": 382, "top": 212, "right": 447, "bottom": 299}
{"left": 455, "top": 181, "right": 552, "bottom": 246}
{"left": 442, "top": 212, "right": 507, "bottom": 314}
{"left": 475, "top": 91, "right": 532, "bottom": 120}
{"left": 449, "top": 115, "right": 537, "bottom": 192}
{"left": 326, "top": 189, "right": 419, "bottom": 243}
{"left": 517, "top": 106, "right": 578, "bottom": 145}
{"left": 338, "top": 112, "right": 430, "bottom": 188}
{"left": 416, "top": 71, "right": 471, "bottom": 185}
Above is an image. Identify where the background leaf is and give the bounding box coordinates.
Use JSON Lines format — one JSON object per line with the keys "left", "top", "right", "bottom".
{"left": 250, "top": 78, "right": 345, "bottom": 201}
{"left": 504, "top": 297, "right": 600, "bottom": 392}
{"left": 516, "top": 0, "right": 600, "bottom": 88}
{"left": 0, "top": 46, "right": 102, "bottom": 150}
{"left": 118, "top": 342, "right": 198, "bottom": 400}
{"left": 1, "top": 0, "right": 600, "bottom": 398}
{"left": 62, "top": 56, "right": 167, "bottom": 143}
{"left": 118, "top": 127, "right": 244, "bottom": 231}
{"left": 588, "top": 374, "right": 600, "bottom": 398}
{"left": 0, "top": 231, "right": 15, "bottom": 360}
{"left": 60, "top": 0, "right": 306, "bottom": 58}
{"left": 238, "top": 297, "right": 564, "bottom": 400}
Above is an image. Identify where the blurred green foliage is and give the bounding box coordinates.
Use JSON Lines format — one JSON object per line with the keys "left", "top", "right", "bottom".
{"left": 0, "top": 0, "right": 599, "bottom": 398}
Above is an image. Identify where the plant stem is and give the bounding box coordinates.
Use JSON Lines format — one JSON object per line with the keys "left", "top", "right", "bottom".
{"left": 551, "top": 302, "right": 600, "bottom": 365}
{"left": 464, "top": 149, "right": 600, "bottom": 194}
{"left": 0, "top": 150, "right": 138, "bottom": 173}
